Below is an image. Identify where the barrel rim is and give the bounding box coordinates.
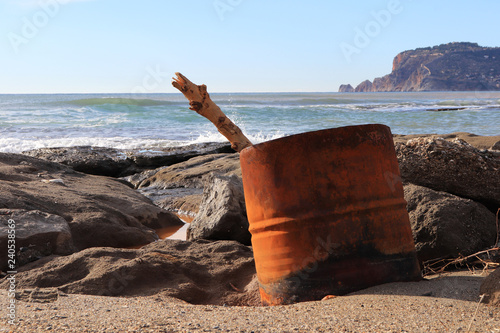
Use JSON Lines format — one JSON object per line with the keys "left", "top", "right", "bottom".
{"left": 240, "top": 123, "right": 391, "bottom": 155}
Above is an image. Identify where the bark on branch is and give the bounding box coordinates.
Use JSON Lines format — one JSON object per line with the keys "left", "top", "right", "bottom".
{"left": 172, "top": 72, "right": 253, "bottom": 152}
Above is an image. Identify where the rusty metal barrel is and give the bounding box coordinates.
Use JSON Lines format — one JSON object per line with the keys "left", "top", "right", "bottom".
{"left": 240, "top": 124, "right": 421, "bottom": 306}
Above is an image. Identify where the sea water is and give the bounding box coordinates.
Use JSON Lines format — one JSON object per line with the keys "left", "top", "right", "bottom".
{"left": 0, "top": 91, "right": 499, "bottom": 153}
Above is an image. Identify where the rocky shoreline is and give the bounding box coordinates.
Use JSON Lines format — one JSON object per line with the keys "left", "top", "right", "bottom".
{"left": 1, "top": 132, "right": 499, "bottom": 331}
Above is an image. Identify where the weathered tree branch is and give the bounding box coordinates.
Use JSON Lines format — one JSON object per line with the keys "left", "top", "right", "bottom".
{"left": 172, "top": 72, "right": 253, "bottom": 152}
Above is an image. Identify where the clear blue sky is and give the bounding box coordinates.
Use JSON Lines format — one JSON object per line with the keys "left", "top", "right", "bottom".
{"left": 1, "top": 0, "right": 499, "bottom": 93}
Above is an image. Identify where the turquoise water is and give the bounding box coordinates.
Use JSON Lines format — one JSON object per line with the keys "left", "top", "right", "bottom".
{"left": 0, "top": 91, "right": 498, "bottom": 153}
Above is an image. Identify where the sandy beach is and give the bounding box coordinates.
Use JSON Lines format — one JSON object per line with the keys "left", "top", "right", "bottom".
{"left": 1, "top": 131, "right": 498, "bottom": 332}
{"left": 1, "top": 270, "right": 499, "bottom": 332}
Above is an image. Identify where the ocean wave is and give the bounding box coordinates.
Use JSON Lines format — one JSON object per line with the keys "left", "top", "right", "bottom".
{"left": 189, "top": 130, "right": 287, "bottom": 146}
{"left": 0, "top": 130, "right": 288, "bottom": 153}
{"left": 297, "top": 97, "right": 357, "bottom": 105}
{"left": 0, "top": 136, "right": 191, "bottom": 153}
{"left": 0, "top": 92, "right": 498, "bottom": 154}
{"left": 62, "top": 97, "right": 179, "bottom": 107}
{"left": 220, "top": 100, "right": 355, "bottom": 108}
{"left": 436, "top": 100, "right": 499, "bottom": 107}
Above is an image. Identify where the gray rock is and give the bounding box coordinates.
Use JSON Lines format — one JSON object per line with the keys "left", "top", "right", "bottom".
{"left": 397, "top": 137, "right": 500, "bottom": 211}
{"left": 187, "top": 174, "right": 251, "bottom": 245}
{"left": 480, "top": 267, "right": 500, "bottom": 307}
{"left": 128, "top": 142, "right": 234, "bottom": 170}
{"left": 22, "top": 146, "right": 132, "bottom": 177}
{"left": 0, "top": 153, "right": 183, "bottom": 258}
{"left": 123, "top": 154, "right": 242, "bottom": 216}
{"left": 0, "top": 209, "right": 75, "bottom": 271}
{"left": 22, "top": 142, "right": 234, "bottom": 177}
{"left": 404, "top": 183, "right": 496, "bottom": 262}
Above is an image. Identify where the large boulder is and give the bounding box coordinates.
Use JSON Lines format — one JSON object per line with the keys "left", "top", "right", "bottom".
{"left": 123, "top": 154, "right": 241, "bottom": 216}
{"left": 396, "top": 137, "right": 500, "bottom": 211}
{"left": 22, "top": 143, "right": 234, "bottom": 177}
{"left": 404, "top": 183, "right": 496, "bottom": 262}
{"left": 1, "top": 239, "right": 259, "bottom": 306}
{"left": 187, "top": 174, "right": 251, "bottom": 245}
{"left": 480, "top": 268, "right": 500, "bottom": 307}
{"left": 0, "top": 209, "right": 75, "bottom": 271}
{"left": 0, "top": 153, "right": 183, "bottom": 255}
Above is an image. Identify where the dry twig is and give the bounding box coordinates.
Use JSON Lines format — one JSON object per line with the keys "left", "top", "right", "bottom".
{"left": 423, "top": 247, "right": 500, "bottom": 277}
{"left": 466, "top": 294, "right": 485, "bottom": 333}
{"left": 424, "top": 209, "right": 500, "bottom": 276}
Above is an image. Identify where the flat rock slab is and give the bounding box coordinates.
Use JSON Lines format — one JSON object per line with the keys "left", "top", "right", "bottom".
{"left": 3, "top": 239, "right": 259, "bottom": 306}
{"left": 0, "top": 153, "right": 183, "bottom": 259}
{"left": 22, "top": 142, "right": 234, "bottom": 177}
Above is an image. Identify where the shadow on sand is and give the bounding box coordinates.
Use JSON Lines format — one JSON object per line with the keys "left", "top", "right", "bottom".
{"left": 349, "top": 271, "right": 487, "bottom": 303}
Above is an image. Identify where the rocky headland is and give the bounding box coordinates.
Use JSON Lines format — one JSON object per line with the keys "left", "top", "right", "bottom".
{"left": 1, "top": 134, "right": 499, "bottom": 331}
{"left": 339, "top": 42, "right": 500, "bottom": 92}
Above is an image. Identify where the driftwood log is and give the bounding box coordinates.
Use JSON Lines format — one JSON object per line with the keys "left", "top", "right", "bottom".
{"left": 172, "top": 72, "right": 253, "bottom": 152}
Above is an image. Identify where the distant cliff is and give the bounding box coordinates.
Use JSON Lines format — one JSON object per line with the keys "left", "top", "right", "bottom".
{"left": 340, "top": 42, "right": 500, "bottom": 92}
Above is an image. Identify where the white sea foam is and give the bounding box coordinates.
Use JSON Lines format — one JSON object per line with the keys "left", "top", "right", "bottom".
{"left": 188, "top": 130, "right": 287, "bottom": 146}
{"left": 0, "top": 137, "right": 190, "bottom": 153}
